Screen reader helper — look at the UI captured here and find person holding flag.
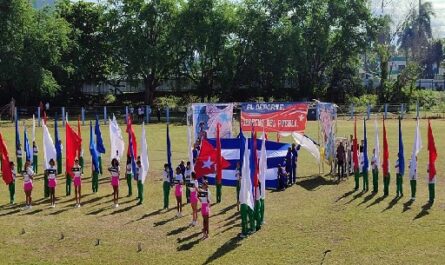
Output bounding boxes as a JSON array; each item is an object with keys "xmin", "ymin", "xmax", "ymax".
[
  {"xmin": 258, "ymin": 132, "xmax": 267, "ymax": 226},
  {"xmin": 215, "ymin": 124, "xmax": 223, "ymax": 203},
  {"xmin": 15, "ymin": 112, "xmax": 23, "ymax": 172},
  {"xmin": 78, "ymin": 117, "xmax": 84, "ymax": 174},
  {"xmin": 164, "ymin": 107, "xmax": 173, "ymax": 209},
  {"xmin": 125, "ymin": 157, "xmax": 133, "ymax": 197},
  {"xmin": 16, "ymin": 144, "xmax": 23, "ymax": 173},
  {"xmin": 408, "ymin": 117, "xmax": 422, "ymax": 201},
  {"xmin": 162, "ymin": 163, "xmax": 171, "ymax": 210},
  {"xmin": 47, "ymin": 159, "xmax": 58, "ymax": 207},
  {"xmin": 24, "ymin": 128, "xmax": 32, "ymax": 174},
  {"xmin": 55, "ymin": 114, "xmax": 63, "ymax": 175},
  {"xmin": 427, "ymin": 120, "xmax": 437, "ymax": 204},
  {"xmin": 0, "ymin": 132, "xmax": 15, "ymax": 204},
  {"xmin": 395, "ymin": 118, "xmax": 405, "ymax": 197},
  {"xmin": 95, "ymin": 116, "xmax": 106, "ymax": 175},
  {"xmin": 9, "ymin": 161, "xmax": 16, "ymax": 204},
  {"xmin": 251, "ymin": 131, "xmax": 261, "ymax": 231},
  {"xmin": 353, "ymin": 118, "xmax": 360, "ymax": 191},
  {"xmin": 382, "ymin": 119, "xmax": 390, "ymax": 196},
  {"xmin": 239, "ymin": 133, "xmax": 254, "ymax": 238},
  {"xmin": 32, "ymin": 141, "xmax": 38, "ymax": 174},
  {"xmin": 136, "ymin": 122, "xmax": 149, "ymax": 205},
  {"xmin": 362, "ymin": 119, "xmax": 369, "ymax": 192},
  {"xmin": 89, "ymin": 121, "xmax": 100, "ymax": 193},
  {"xmin": 371, "ymin": 119, "xmax": 380, "ymax": 193}
]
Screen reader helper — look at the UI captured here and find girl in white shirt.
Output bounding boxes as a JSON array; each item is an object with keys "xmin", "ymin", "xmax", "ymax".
[
  {"xmin": 174, "ymin": 167, "xmax": 184, "ymax": 217},
  {"xmin": 188, "ymin": 172, "xmax": 199, "ymax": 226},
  {"xmin": 46, "ymin": 159, "xmax": 58, "ymax": 208},
  {"xmin": 22, "ymin": 160, "xmax": 35, "ymax": 210},
  {"xmin": 108, "ymin": 158, "xmax": 121, "ymax": 208},
  {"xmin": 199, "ymin": 181, "xmax": 211, "ymax": 240}
]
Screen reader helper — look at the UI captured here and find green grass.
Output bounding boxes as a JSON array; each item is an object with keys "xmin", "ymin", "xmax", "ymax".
[{"xmin": 0, "ymin": 118, "xmax": 444, "ymax": 264}]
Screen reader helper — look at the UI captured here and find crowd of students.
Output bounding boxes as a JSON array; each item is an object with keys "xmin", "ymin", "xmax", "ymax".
[{"xmin": 277, "ymin": 143, "xmax": 301, "ymax": 191}]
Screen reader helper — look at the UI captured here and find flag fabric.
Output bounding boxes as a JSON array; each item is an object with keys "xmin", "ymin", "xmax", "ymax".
[
  {"xmin": 374, "ymin": 119, "xmax": 380, "ymax": 168},
  {"xmin": 259, "ymin": 130, "xmax": 267, "ymax": 199},
  {"xmin": 363, "ymin": 119, "xmax": 369, "ymax": 172},
  {"xmin": 187, "ymin": 126, "xmax": 194, "ymax": 172},
  {"xmin": 95, "ymin": 116, "xmax": 106, "ymax": 154},
  {"xmin": 428, "ymin": 120, "xmax": 437, "ymax": 182},
  {"xmin": 216, "ymin": 124, "xmax": 223, "ymax": 184},
  {"xmin": 66, "ymin": 121, "xmax": 82, "ymax": 178},
  {"xmin": 291, "ymin": 132, "xmax": 320, "ymax": 164},
  {"xmin": 42, "ymin": 123, "xmax": 57, "ymax": 169},
  {"xmin": 55, "ymin": 114, "xmax": 62, "ymax": 160},
  {"xmin": 409, "ymin": 118, "xmax": 422, "ymax": 180},
  {"xmin": 24, "ymin": 128, "xmax": 31, "ymax": 162},
  {"xmin": 89, "ymin": 121, "xmax": 100, "ymax": 173},
  {"xmin": 140, "ymin": 123, "xmax": 149, "ymax": 184},
  {"xmin": 353, "ymin": 118, "xmax": 359, "ymax": 171},
  {"xmin": 194, "ymin": 139, "xmax": 230, "ymax": 178},
  {"xmin": 240, "ymin": 135, "xmax": 254, "ymax": 210},
  {"xmin": 126, "ymin": 117, "xmax": 138, "ymax": 176},
  {"xmin": 382, "ymin": 119, "xmax": 389, "ymax": 176},
  {"xmin": 0, "ymin": 133, "xmax": 13, "ymax": 185},
  {"xmin": 398, "ymin": 118, "xmax": 405, "ymax": 176},
  {"xmin": 109, "ymin": 114, "xmax": 125, "ymax": 161}
]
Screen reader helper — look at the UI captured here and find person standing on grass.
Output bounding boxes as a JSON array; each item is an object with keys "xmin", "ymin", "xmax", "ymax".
[
  {"xmin": 109, "ymin": 158, "xmax": 121, "ymax": 208},
  {"xmin": 174, "ymin": 167, "xmax": 184, "ymax": 217},
  {"xmin": 285, "ymin": 147, "xmax": 292, "ymax": 186},
  {"xmin": 91, "ymin": 158, "xmax": 99, "ymax": 193},
  {"xmin": 16, "ymin": 144, "xmax": 23, "ymax": 172},
  {"xmin": 72, "ymin": 158, "xmax": 82, "ymax": 207},
  {"xmin": 185, "ymin": 161, "xmax": 192, "ymax": 203},
  {"xmin": 395, "ymin": 154, "xmax": 403, "ymax": 197},
  {"xmin": 57, "ymin": 140, "xmax": 63, "ymax": 176},
  {"xmin": 188, "ymin": 172, "xmax": 199, "ymax": 226},
  {"xmin": 136, "ymin": 160, "xmax": 144, "ymax": 205},
  {"xmin": 79, "ymin": 149, "xmax": 84, "ymax": 174},
  {"xmin": 9, "ymin": 162, "xmax": 16, "ymax": 204},
  {"xmin": 254, "ymin": 181, "xmax": 262, "ymax": 231},
  {"xmin": 408, "ymin": 157, "xmax": 417, "ymax": 201},
  {"xmin": 291, "ymin": 143, "xmax": 301, "ymax": 184},
  {"xmin": 236, "ymin": 162, "xmax": 241, "ymax": 211},
  {"xmin": 162, "ymin": 163, "xmax": 171, "ymax": 210},
  {"xmin": 371, "ymin": 148, "xmax": 379, "ymax": 193},
  {"xmin": 199, "ymin": 181, "xmax": 211, "ymax": 240},
  {"xmin": 125, "ymin": 157, "xmax": 133, "ymax": 197},
  {"xmin": 336, "ymin": 142, "xmax": 345, "ymax": 180},
  {"xmin": 22, "ymin": 160, "xmax": 35, "ymax": 210},
  {"xmin": 32, "ymin": 141, "xmax": 38, "ymax": 174},
  {"xmin": 47, "ymin": 159, "xmax": 58, "ymax": 208}
]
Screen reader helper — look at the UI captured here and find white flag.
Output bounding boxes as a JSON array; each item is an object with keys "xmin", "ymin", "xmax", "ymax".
[
  {"xmin": 291, "ymin": 132, "xmax": 320, "ymax": 164},
  {"xmin": 409, "ymin": 118, "xmax": 422, "ymax": 180},
  {"xmin": 43, "ymin": 123, "xmax": 57, "ymax": 169},
  {"xmin": 109, "ymin": 114, "xmax": 125, "ymax": 161},
  {"xmin": 140, "ymin": 123, "xmax": 149, "ymax": 183},
  {"xmin": 32, "ymin": 114, "xmax": 36, "ymax": 142},
  {"xmin": 187, "ymin": 126, "xmax": 194, "ymax": 172},
  {"xmin": 259, "ymin": 135, "xmax": 267, "ymax": 200},
  {"xmin": 240, "ymin": 137, "xmax": 254, "ymax": 210},
  {"xmin": 374, "ymin": 119, "xmax": 380, "ymax": 167}
]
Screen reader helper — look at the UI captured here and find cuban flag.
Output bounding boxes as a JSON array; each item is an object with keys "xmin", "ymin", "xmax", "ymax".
[{"xmin": 206, "ymin": 138, "xmax": 290, "ymax": 189}]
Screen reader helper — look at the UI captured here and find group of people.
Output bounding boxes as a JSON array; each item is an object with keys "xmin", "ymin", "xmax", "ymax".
[{"xmin": 277, "ymin": 143, "xmax": 301, "ymax": 191}]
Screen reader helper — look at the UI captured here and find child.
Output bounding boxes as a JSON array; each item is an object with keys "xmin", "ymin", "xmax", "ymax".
[
  {"xmin": 162, "ymin": 164, "xmax": 171, "ymax": 210},
  {"xmin": 136, "ymin": 160, "xmax": 144, "ymax": 205},
  {"xmin": 91, "ymin": 158, "xmax": 99, "ymax": 193},
  {"xmin": 22, "ymin": 160, "xmax": 35, "ymax": 210},
  {"xmin": 188, "ymin": 172, "xmax": 199, "ymax": 226},
  {"xmin": 108, "ymin": 158, "xmax": 120, "ymax": 208},
  {"xmin": 235, "ymin": 162, "xmax": 241, "ymax": 211},
  {"xmin": 174, "ymin": 167, "xmax": 184, "ymax": 217},
  {"xmin": 199, "ymin": 181, "xmax": 211, "ymax": 240},
  {"xmin": 185, "ymin": 162, "xmax": 192, "ymax": 203},
  {"xmin": 32, "ymin": 141, "xmax": 38, "ymax": 173},
  {"xmin": 17, "ymin": 144, "xmax": 23, "ymax": 172},
  {"xmin": 135, "ymin": 156, "xmax": 141, "ymax": 198},
  {"xmin": 126, "ymin": 157, "xmax": 133, "ymax": 197},
  {"xmin": 9, "ymin": 162, "xmax": 16, "ymax": 204},
  {"xmin": 72, "ymin": 158, "xmax": 82, "ymax": 207},
  {"xmin": 46, "ymin": 159, "xmax": 57, "ymax": 208}
]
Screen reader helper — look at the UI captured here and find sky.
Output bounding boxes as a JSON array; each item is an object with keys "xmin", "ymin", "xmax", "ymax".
[{"xmin": 369, "ymin": 0, "xmax": 445, "ymax": 38}]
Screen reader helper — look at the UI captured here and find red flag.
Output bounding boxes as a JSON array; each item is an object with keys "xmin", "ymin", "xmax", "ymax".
[
  {"xmin": 126, "ymin": 117, "xmax": 137, "ymax": 158},
  {"xmin": 195, "ymin": 139, "xmax": 230, "ymax": 178},
  {"xmin": 428, "ymin": 120, "xmax": 437, "ymax": 182},
  {"xmin": 382, "ymin": 118, "xmax": 389, "ymax": 176},
  {"xmin": 66, "ymin": 121, "xmax": 82, "ymax": 178},
  {"xmin": 77, "ymin": 116, "xmax": 82, "ymax": 156},
  {"xmin": 216, "ymin": 124, "xmax": 222, "ymax": 184},
  {"xmin": 0, "ymin": 133, "xmax": 13, "ymax": 185},
  {"xmin": 353, "ymin": 118, "xmax": 359, "ymax": 170}
]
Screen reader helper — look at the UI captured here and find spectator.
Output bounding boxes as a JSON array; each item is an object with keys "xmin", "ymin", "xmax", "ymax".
[{"xmin": 336, "ymin": 142, "xmax": 346, "ymax": 180}]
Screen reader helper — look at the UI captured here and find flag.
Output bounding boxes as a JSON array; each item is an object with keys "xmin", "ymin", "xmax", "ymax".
[
  {"xmin": 24, "ymin": 127, "xmax": 31, "ymax": 162},
  {"xmin": 89, "ymin": 121, "xmax": 100, "ymax": 173},
  {"xmin": 55, "ymin": 113, "xmax": 62, "ymax": 160},
  {"xmin": 15, "ymin": 112, "xmax": 20, "ymax": 151},
  {"xmin": 140, "ymin": 123, "xmax": 149, "ymax": 183},
  {"xmin": 216, "ymin": 124, "xmax": 223, "ymax": 184},
  {"xmin": 259, "ymin": 130, "xmax": 267, "ymax": 199},
  {"xmin": 382, "ymin": 118, "xmax": 389, "ymax": 176},
  {"xmin": 409, "ymin": 118, "xmax": 422, "ymax": 179},
  {"xmin": 109, "ymin": 114, "xmax": 125, "ymax": 161},
  {"xmin": 374, "ymin": 119, "xmax": 380, "ymax": 168},
  {"xmin": 194, "ymin": 139, "xmax": 230, "ymax": 177},
  {"xmin": 428, "ymin": 120, "xmax": 437, "ymax": 182},
  {"xmin": 398, "ymin": 118, "xmax": 405, "ymax": 176},
  {"xmin": 187, "ymin": 126, "xmax": 194, "ymax": 172},
  {"xmin": 353, "ymin": 118, "xmax": 359, "ymax": 171},
  {"xmin": 0, "ymin": 133, "xmax": 13, "ymax": 185},
  {"xmin": 43, "ymin": 123, "xmax": 56, "ymax": 169},
  {"xmin": 363, "ymin": 119, "xmax": 369, "ymax": 173},
  {"xmin": 32, "ymin": 114, "xmax": 36, "ymax": 142},
  {"xmin": 66, "ymin": 121, "xmax": 82, "ymax": 178},
  {"xmin": 250, "ymin": 130, "xmax": 259, "ymax": 189},
  {"xmin": 95, "ymin": 116, "xmax": 106, "ymax": 154},
  {"xmin": 126, "ymin": 117, "xmax": 138, "ymax": 175},
  {"xmin": 240, "ymin": 135, "xmax": 254, "ymax": 210},
  {"xmin": 291, "ymin": 132, "xmax": 320, "ymax": 164}
]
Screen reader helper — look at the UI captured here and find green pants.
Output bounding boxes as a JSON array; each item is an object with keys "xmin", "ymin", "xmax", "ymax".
[
  {"xmin": 236, "ymin": 184, "xmax": 240, "ymax": 202},
  {"xmin": 186, "ymin": 187, "xmax": 190, "ymax": 203},
  {"xmin": 92, "ymin": 171, "xmax": 99, "ymax": 192},
  {"xmin": 126, "ymin": 174, "xmax": 133, "ymax": 196},
  {"xmin": 248, "ymin": 206, "xmax": 255, "ymax": 233},
  {"xmin": 137, "ymin": 180, "xmax": 143, "ymax": 204},
  {"xmin": 33, "ymin": 155, "xmax": 38, "ymax": 173},
  {"xmin": 354, "ymin": 170, "xmax": 360, "ymax": 190},
  {"xmin": 216, "ymin": 183, "xmax": 222, "ymax": 203},
  {"xmin": 8, "ymin": 180, "xmax": 15, "ymax": 204},
  {"xmin": 428, "ymin": 183, "xmax": 435, "ymax": 203},
  {"xmin": 66, "ymin": 174, "xmax": 72, "ymax": 196},
  {"xmin": 57, "ymin": 157, "xmax": 62, "ymax": 175},
  {"xmin": 254, "ymin": 200, "xmax": 262, "ymax": 230},
  {"xmin": 372, "ymin": 169, "xmax": 378, "ymax": 193},
  {"xmin": 163, "ymin": 181, "xmax": 170, "ymax": 209},
  {"xmin": 98, "ymin": 156, "xmax": 103, "ymax": 175},
  {"xmin": 410, "ymin": 179, "xmax": 416, "ymax": 199},
  {"xmin": 362, "ymin": 171, "xmax": 369, "ymax": 191},
  {"xmin": 17, "ymin": 157, "xmax": 23, "ymax": 173},
  {"xmin": 260, "ymin": 198, "xmax": 264, "ymax": 225},
  {"xmin": 44, "ymin": 173, "xmax": 49, "ymax": 198},
  {"xmin": 383, "ymin": 175, "xmax": 390, "ymax": 196},
  {"xmin": 240, "ymin": 204, "xmax": 249, "ymax": 236},
  {"xmin": 79, "ymin": 156, "xmax": 84, "ymax": 174},
  {"xmin": 396, "ymin": 174, "xmax": 403, "ymax": 197}
]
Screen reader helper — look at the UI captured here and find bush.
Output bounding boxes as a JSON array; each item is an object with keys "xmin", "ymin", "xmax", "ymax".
[{"xmin": 345, "ymin": 94, "xmax": 378, "ymax": 111}]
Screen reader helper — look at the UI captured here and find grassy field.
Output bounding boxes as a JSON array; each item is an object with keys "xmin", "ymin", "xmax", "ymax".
[{"xmin": 0, "ymin": 118, "xmax": 444, "ymax": 264}]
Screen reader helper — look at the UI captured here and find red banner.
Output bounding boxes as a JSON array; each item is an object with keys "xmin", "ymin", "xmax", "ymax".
[{"xmin": 241, "ymin": 103, "xmax": 309, "ymax": 133}]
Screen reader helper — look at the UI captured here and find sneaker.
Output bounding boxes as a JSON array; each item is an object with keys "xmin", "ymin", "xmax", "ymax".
[
  {"xmin": 411, "ymin": 197, "xmax": 416, "ymax": 201},
  {"xmin": 115, "ymin": 203, "xmax": 119, "ymax": 208},
  {"xmin": 50, "ymin": 204, "xmax": 55, "ymax": 208},
  {"xmin": 176, "ymin": 211, "xmax": 180, "ymax": 217},
  {"xmin": 28, "ymin": 205, "xmax": 32, "ymax": 210},
  {"xmin": 239, "ymin": 233, "xmax": 247, "ymax": 239}
]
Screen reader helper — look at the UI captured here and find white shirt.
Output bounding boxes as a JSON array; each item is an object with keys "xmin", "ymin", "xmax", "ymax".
[
  {"xmin": 23, "ymin": 167, "xmax": 34, "ymax": 183},
  {"xmin": 136, "ymin": 166, "xmax": 142, "ymax": 181},
  {"xmin": 47, "ymin": 166, "xmax": 57, "ymax": 180},
  {"xmin": 12, "ymin": 168, "xmax": 16, "ymax": 180},
  {"xmin": 236, "ymin": 169, "xmax": 241, "ymax": 181},
  {"xmin": 175, "ymin": 174, "xmax": 183, "ymax": 184},
  {"xmin": 33, "ymin": 146, "xmax": 38, "ymax": 154},
  {"xmin": 163, "ymin": 170, "xmax": 170, "ymax": 182},
  {"xmin": 109, "ymin": 166, "xmax": 120, "ymax": 178},
  {"xmin": 188, "ymin": 179, "xmax": 198, "ymax": 192},
  {"xmin": 395, "ymin": 159, "xmax": 400, "ymax": 175},
  {"xmin": 72, "ymin": 166, "xmax": 81, "ymax": 178},
  {"xmin": 17, "ymin": 149, "xmax": 22, "ymax": 158},
  {"xmin": 126, "ymin": 164, "xmax": 132, "ymax": 175},
  {"xmin": 371, "ymin": 155, "xmax": 378, "ymax": 170},
  {"xmin": 199, "ymin": 190, "xmax": 211, "ymax": 204}
]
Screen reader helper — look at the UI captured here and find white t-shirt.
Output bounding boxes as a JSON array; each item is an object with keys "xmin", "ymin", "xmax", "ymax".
[
  {"xmin": 126, "ymin": 164, "xmax": 132, "ymax": 175},
  {"xmin": 188, "ymin": 179, "xmax": 198, "ymax": 192},
  {"xmin": 371, "ymin": 155, "xmax": 378, "ymax": 170},
  {"xmin": 23, "ymin": 167, "xmax": 34, "ymax": 183},
  {"xmin": 199, "ymin": 190, "xmax": 211, "ymax": 204},
  {"xmin": 47, "ymin": 166, "xmax": 57, "ymax": 180},
  {"xmin": 109, "ymin": 166, "xmax": 120, "ymax": 178},
  {"xmin": 163, "ymin": 170, "xmax": 170, "ymax": 182},
  {"xmin": 395, "ymin": 159, "xmax": 400, "ymax": 175},
  {"xmin": 72, "ymin": 166, "xmax": 81, "ymax": 178},
  {"xmin": 175, "ymin": 174, "xmax": 183, "ymax": 184}
]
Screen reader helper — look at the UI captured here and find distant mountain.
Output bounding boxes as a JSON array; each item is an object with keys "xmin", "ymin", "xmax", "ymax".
[{"xmin": 32, "ymin": 0, "xmax": 55, "ymax": 9}]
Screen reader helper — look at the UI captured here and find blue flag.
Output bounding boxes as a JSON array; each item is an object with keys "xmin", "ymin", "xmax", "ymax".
[
  {"xmin": 398, "ymin": 118, "xmax": 405, "ymax": 176},
  {"xmin": 238, "ymin": 129, "xmax": 245, "ymax": 168},
  {"xmin": 95, "ymin": 116, "xmax": 106, "ymax": 154},
  {"xmin": 166, "ymin": 107, "xmax": 173, "ymax": 179},
  {"xmin": 24, "ymin": 128, "xmax": 31, "ymax": 162},
  {"xmin": 55, "ymin": 113, "xmax": 62, "ymax": 159},
  {"xmin": 89, "ymin": 121, "xmax": 100, "ymax": 173},
  {"xmin": 363, "ymin": 118, "xmax": 369, "ymax": 172}
]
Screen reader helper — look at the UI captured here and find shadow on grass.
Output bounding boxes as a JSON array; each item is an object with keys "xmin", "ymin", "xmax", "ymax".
[
  {"xmin": 402, "ymin": 199, "xmax": 414, "ymax": 213},
  {"xmin": 177, "ymin": 232, "xmax": 201, "ymax": 244},
  {"xmin": 366, "ymin": 195, "xmax": 387, "ymax": 208},
  {"xmin": 357, "ymin": 192, "xmax": 377, "ymax": 206},
  {"xmin": 177, "ymin": 237, "xmax": 201, "ymax": 251},
  {"xmin": 299, "ymin": 175, "xmax": 337, "ymax": 191},
  {"xmin": 167, "ymin": 226, "xmax": 190, "ymax": 236},
  {"xmin": 335, "ymin": 190, "xmax": 356, "ymax": 202},
  {"xmin": 153, "ymin": 216, "xmax": 177, "ymax": 227},
  {"xmin": 129, "ymin": 208, "xmax": 176, "ymax": 224},
  {"xmin": 110, "ymin": 203, "xmax": 139, "ymax": 215},
  {"xmin": 22, "ymin": 209, "xmax": 43, "ymax": 215},
  {"xmin": 413, "ymin": 202, "xmax": 433, "ymax": 220},
  {"xmin": 217, "ymin": 224, "xmax": 241, "ymax": 235},
  {"xmin": 213, "ymin": 204, "xmax": 237, "ymax": 218},
  {"xmin": 381, "ymin": 196, "xmax": 402, "ymax": 212},
  {"xmin": 203, "ymin": 236, "xmax": 242, "ymax": 265},
  {"xmin": 344, "ymin": 191, "xmax": 365, "ymax": 205},
  {"xmin": 87, "ymin": 207, "xmax": 109, "ymax": 215},
  {"xmin": 0, "ymin": 209, "xmax": 21, "ymax": 217}
]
